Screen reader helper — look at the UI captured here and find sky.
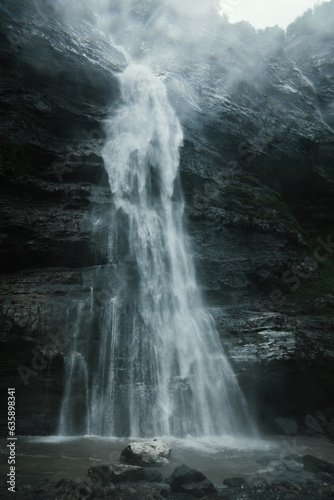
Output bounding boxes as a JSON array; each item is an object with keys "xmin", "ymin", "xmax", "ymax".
[{"xmin": 218, "ymin": 0, "xmax": 325, "ymax": 29}]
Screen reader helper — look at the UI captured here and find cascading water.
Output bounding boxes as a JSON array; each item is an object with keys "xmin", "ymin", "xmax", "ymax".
[
  {"xmin": 58, "ymin": 303, "xmax": 91, "ymax": 436},
  {"xmin": 59, "ymin": 63, "xmax": 254, "ymax": 438}
]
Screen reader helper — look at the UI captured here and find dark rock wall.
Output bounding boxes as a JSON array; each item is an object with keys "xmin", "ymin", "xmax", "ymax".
[
  {"xmin": 0, "ymin": 0, "xmax": 124, "ymax": 434},
  {"xmin": 1, "ymin": 0, "xmax": 334, "ymax": 435}
]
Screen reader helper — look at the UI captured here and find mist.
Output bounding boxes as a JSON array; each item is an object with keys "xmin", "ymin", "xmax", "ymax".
[{"xmin": 21, "ymin": 0, "xmax": 333, "ymax": 141}]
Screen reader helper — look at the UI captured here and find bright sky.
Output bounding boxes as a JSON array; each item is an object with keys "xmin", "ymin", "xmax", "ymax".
[{"xmin": 218, "ymin": 0, "xmax": 325, "ymax": 29}]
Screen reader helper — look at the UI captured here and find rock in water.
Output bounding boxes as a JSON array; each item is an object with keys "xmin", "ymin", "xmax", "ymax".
[
  {"xmin": 302, "ymin": 455, "xmax": 334, "ymax": 475},
  {"xmin": 169, "ymin": 464, "xmax": 217, "ymax": 498},
  {"xmin": 87, "ymin": 464, "xmax": 144, "ymax": 485},
  {"xmin": 304, "ymin": 414, "xmax": 326, "ymax": 435},
  {"xmin": 55, "ymin": 478, "xmax": 77, "ymax": 491},
  {"xmin": 143, "ymin": 469, "xmax": 164, "ymax": 483},
  {"xmin": 223, "ymin": 477, "xmax": 247, "ymax": 488},
  {"xmin": 120, "ymin": 439, "xmax": 171, "ymax": 466}
]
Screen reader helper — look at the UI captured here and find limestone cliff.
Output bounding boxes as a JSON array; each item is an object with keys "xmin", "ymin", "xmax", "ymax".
[{"xmin": 0, "ymin": 0, "xmax": 334, "ymax": 435}]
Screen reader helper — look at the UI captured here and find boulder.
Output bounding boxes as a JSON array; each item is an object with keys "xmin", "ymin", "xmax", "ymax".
[
  {"xmin": 143, "ymin": 469, "xmax": 164, "ymax": 483},
  {"xmin": 55, "ymin": 478, "xmax": 76, "ymax": 491},
  {"xmin": 169, "ymin": 464, "xmax": 217, "ymax": 498},
  {"xmin": 120, "ymin": 439, "xmax": 171, "ymax": 466},
  {"xmin": 87, "ymin": 464, "xmax": 145, "ymax": 485},
  {"xmin": 283, "ymin": 459, "xmax": 304, "ymax": 472},
  {"xmin": 274, "ymin": 417, "xmax": 298, "ymax": 435},
  {"xmin": 315, "ymin": 410, "xmax": 328, "ymax": 428},
  {"xmin": 304, "ymin": 414, "xmax": 326, "ymax": 435},
  {"xmin": 223, "ymin": 477, "xmax": 247, "ymax": 488},
  {"xmin": 272, "ymin": 480, "xmax": 302, "ymax": 492},
  {"xmin": 303, "ymin": 455, "xmax": 334, "ymax": 475}
]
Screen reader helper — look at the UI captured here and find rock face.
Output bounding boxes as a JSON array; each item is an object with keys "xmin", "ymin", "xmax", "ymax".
[
  {"xmin": 0, "ymin": 0, "xmax": 334, "ymax": 435},
  {"xmin": 120, "ymin": 440, "xmax": 171, "ymax": 467}
]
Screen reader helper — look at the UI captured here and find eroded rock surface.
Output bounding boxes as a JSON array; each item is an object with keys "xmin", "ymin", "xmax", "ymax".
[{"xmin": 0, "ymin": 0, "xmax": 334, "ymax": 435}]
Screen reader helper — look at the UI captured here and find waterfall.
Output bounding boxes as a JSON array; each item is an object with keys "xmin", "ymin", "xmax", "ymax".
[
  {"xmin": 59, "ymin": 64, "xmax": 253, "ymax": 438},
  {"xmin": 58, "ymin": 303, "xmax": 91, "ymax": 436}
]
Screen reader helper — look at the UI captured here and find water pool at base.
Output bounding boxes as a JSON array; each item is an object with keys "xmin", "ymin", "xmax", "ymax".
[{"xmin": 1, "ymin": 435, "xmax": 333, "ymax": 490}]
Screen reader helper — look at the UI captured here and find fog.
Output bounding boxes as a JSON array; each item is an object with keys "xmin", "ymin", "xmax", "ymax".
[
  {"xmin": 218, "ymin": 0, "xmax": 328, "ymax": 30},
  {"xmin": 36, "ymin": 0, "xmax": 334, "ymax": 77},
  {"xmin": 27, "ymin": 0, "xmax": 334, "ymax": 131}
]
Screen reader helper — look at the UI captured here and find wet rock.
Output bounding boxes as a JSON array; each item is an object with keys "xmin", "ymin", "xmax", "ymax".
[
  {"xmin": 114, "ymin": 482, "xmax": 168, "ymax": 499},
  {"xmin": 33, "ymin": 485, "xmax": 49, "ymax": 493},
  {"xmin": 120, "ymin": 439, "xmax": 171, "ymax": 466},
  {"xmin": 169, "ymin": 464, "xmax": 217, "ymax": 498},
  {"xmin": 272, "ymin": 480, "xmax": 302, "ymax": 492},
  {"xmin": 247, "ymin": 476, "xmax": 269, "ymax": 492},
  {"xmin": 143, "ymin": 469, "xmax": 164, "ymax": 483},
  {"xmin": 328, "ymin": 419, "xmax": 334, "ymax": 440},
  {"xmin": 304, "ymin": 414, "xmax": 326, "ymax": 435},
  {"xmin": 274, "ymin": 417, "xmax": 298, "ymax": 435},
  {"xmin": 319, "ymin": 472, "xmax": 334, "ymax": 484},
  {"xmin": 101, "ymin": 482, "xmax": 117, "ymax": 496},
  {"xmin": 55, "ymin": 477, "xmax": 76, "ymax": 491},
  {"xmin": 87, "ymin": 464, "xmax": 145, "ymax": 485},
  {"xmin": 257, "ymin": 457, "xmax": 286, "ymax": 472},
  {"xmin": 223, "ymin": 477, "xmax": 247, "ymax": 488},
  {"xmin": 202, "ymin": 496, "xmax": 225, "ymax": 500},
  {"xmin": 1, "ymin": 0, "xmax": 334, "ymax": 438},
  {"xmin": 315, "ymin": 410, "xmax": 328, "ymax": 428},
  {"xmin": 302, "ymin": 455, "xmax": 334, "ymax": 475},
  {"xmin": 283, "ymin": 459, "xmax": 304, "ymax": 473}
]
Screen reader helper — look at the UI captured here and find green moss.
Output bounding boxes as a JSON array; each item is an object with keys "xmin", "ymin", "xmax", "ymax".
[
  {"xmin": 225, "ymin": 183, "xmax": 303, "ymax": 233},
  {"xmin": 225, "ymin": 184, "xmax": 255, "ymax": 202},
  {"xmin": 239, "ymin": 175, "xmax": 261, "ymax": 187},
  {"xmin": 293, "ymin": 260, "xmax": 334, "ymax": 299},
  {"xmin": 235, "ymin": 208, "xmax": 261, "ymax": 218}
]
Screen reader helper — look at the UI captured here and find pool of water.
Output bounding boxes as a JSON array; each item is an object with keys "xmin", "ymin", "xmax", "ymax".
[{"xmin": 1, "ymin": 434, "xmax": 333, "ymax": 490}]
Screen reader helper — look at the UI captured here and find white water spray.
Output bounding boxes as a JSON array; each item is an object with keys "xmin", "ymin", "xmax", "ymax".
[{"xmin": 68, "ymin": 64, "xmax": 252, "ymax": 437}]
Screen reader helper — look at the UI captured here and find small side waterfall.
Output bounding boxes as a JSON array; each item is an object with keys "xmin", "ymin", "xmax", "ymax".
[
  {"xmin": 90, "ymin": 297, "xmax": 119, "ymax": 435},
  {"xmin": 58, "ymin": 303, "xmax": 90, "ymax": 436},
  {"xmin": 59, "ymin": 64, "xmax": 253, "ymax": 438}
]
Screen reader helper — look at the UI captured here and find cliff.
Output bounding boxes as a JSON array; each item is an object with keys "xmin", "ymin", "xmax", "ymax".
[{"xmin": 0, "ymin": 0, "xmax": 334, "ymax": 436}]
